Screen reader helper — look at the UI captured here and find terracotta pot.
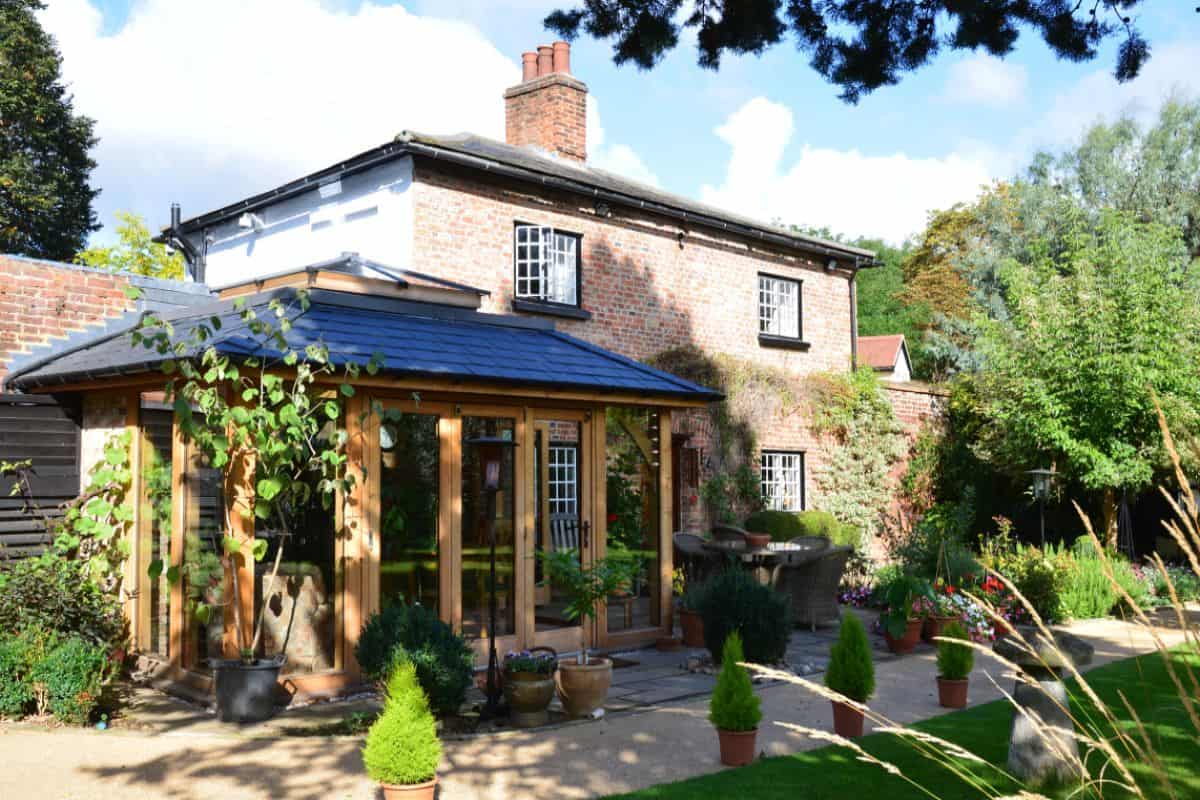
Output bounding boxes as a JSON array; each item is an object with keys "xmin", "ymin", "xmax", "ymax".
[
  {"xmin": 716, "ymin": 727, "xmax": 758, "ymax": 766},
  {"xmin": 503, "ymin": 671, "xmax": 556, "ymax": 728},
  {"xmin": 380, "ymin": 778, "xmax": 437, "ymax": 800},
  {"xmin": 555, "ymin": 657, "xmax": 612, "ymax": 718},
  {"xmin": 936, "ymin": 676, "xmax": 969, "ymax": 709},
  {"xmin": 656, "ymin": 636, "xmax": 683, "ymax": 652},
  {"xmin": 883, "ymin": 618, "xmax": 923, "ymax": 654},
  {"xmin": 745, "ymin": 532, "xmax": 771, "ymax": 550},
  {"xmin": 679, "ymin": 608, "xmax": 705, "ymax": 648},
  {"xmin": 831, "ymin": 700, "xmax": 865, "ymax": 738},
  {"xmin": 921, "ymin": 614, "xmax": 957, "ymax": 643}
]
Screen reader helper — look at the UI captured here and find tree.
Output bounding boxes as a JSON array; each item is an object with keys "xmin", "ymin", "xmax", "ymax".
[
  {"xmin": 546, "ymin": 0, "xmax": 1159, "ymax": 102},
  {"xmin": 852, "ymin": 237, "xmax": 936, "ymax": 381},
  {"xmin": 0, "ymin": 0, "xmax": 99, "ymax": 260},
  {"xmin": 77, "ymin": 212, "xmax": 186, "ymax": 280},
  {"xmin": 974, "ymin": 212, "xmax": 1200, "ymax": 541}
]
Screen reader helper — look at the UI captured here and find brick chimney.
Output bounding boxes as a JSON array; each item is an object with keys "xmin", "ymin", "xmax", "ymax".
[{"xmin": 504, "ymin": 41, "xmax": 588, "ymax": 162}]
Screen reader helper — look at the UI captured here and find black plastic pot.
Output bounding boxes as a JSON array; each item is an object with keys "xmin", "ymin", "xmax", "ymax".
[{"xmin": 212, "ymin": 657, "xmax": 283, "ymax": 723}]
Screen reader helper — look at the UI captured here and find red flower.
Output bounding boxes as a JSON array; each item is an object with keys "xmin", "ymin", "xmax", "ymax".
[{"xmin": 607, "ymin": 512, "xmax": 618, "ymax": 524}]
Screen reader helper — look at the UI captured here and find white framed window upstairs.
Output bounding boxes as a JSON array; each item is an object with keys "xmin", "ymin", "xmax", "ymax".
[
  {"xmin": 758, "ymin": 273, "xmax": 801, "ymax": 340},
  {"xmin": 514, "ymin": 223, "xmax": 581, "ymax": 307},
  {"xmin": 760, "ymin": 450, "xmax": 805, "ymax": 512}
]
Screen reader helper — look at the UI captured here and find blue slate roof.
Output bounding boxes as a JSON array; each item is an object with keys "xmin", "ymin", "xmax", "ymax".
[{"xmin": 4, "ymin": 288, "xmax": 720, "ymax": 402}]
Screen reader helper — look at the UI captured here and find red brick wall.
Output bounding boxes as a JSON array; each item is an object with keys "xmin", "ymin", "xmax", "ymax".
[
  {"xmin": 886, "ymin": 381, "xmax": 947, "ymax": 435},
  {"xmin": 0, "ymin": 256, "xmax": 134, "ymax": 385},
  {"xmin": 411, "ymin": 162, "xmax": 857, "ymax": 524},
  {"xmin": 504, "ymin": 73, "xmax": 588, "ymax": 162}
]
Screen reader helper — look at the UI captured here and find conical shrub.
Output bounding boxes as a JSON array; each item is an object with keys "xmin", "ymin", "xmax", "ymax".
[
  {"xmin": 362, "ymin": 660, "xmax": 442, "ymax": 786},
  {"xmin": 709, "ymin": 631, "xmax": 762, "ymax": 732},
  {"xmin": 826, "ymin": 613, "xmax": 875, "ymax": 702}
]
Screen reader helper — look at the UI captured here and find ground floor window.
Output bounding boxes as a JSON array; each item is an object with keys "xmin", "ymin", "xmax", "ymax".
[
  {"xmin": 379, "ymin": 412, "xmax": 440, "ymax": 612},
  {"xmin": 760, "ymin": 450, "xmax": 805, "ymax": 512}
]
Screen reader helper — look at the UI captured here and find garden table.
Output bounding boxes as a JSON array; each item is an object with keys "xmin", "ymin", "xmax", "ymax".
[{"xmin": 701, "ymin": 539, "xmax": 826, "ymax": 583}]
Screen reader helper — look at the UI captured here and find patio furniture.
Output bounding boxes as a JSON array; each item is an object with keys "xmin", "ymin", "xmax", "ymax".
[
  {"xmin": 787, "ymin": 535, "xmax": 831, "ymax": 555},
  {"xmin": 712, "ymin": 523, "xmax": 750, "ymax": 544},
  {"xmin": 673, "ymin": 532, "xmax": 720, "ymax": 583},
  {"xmin": 770, "ymin": 545, "xmax": 852, "ymax": 631}
]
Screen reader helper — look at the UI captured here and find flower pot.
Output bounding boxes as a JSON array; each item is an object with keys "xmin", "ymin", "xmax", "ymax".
[
  {"xmin": 745, "ymin": 532, "xmax": 771, "ymax": 550},
  {"xmin": 503, "ymin": 671, "xmax": 556, "ymax": 728},
  {"xmin": 212, "ymin": 657, "xmax": 283, "ymax": 723},
  {"xmin": 716, "ymin": 727, "xmax": 758, "ymax": 766},
  {"xmin": 922, "ymin": 614, "xmax": 957, "ymax": 643},
  {"xmin": 883, "ymin": 618, "xmax": 923, "ymax": 654},
  {"xmin": 380, "ymin": 778, "xmax": 437, "ymax": 800},
  {"xmin": 831, "ymin": 700, "xmax": 865, "ymax": 738},
  {"xmin": 555, "ymin": 657, "xmax": 612, "ymax": 719},
  {"xmin": 936, "ymin": 676, "xmax": 969, "ymax": 709},
  {"xmin": 679, "ymin": 608, "xmax": 705, "ymax": 648}
]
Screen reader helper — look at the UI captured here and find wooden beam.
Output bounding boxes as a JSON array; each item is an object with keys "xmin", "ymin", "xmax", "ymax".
[
  {"xmin": 591, "ymin": 406, "xmax": 607, "ymax": 647},
  {"xmin": 341, "ymin": 394, "xmax": 368, "ymax": 676},
  {"xmin": 658, "ymin": 408, "xmax": 674, "ymax": 636},
  {"xmin": 124, "ymin": 391, "xmax": 143, "ymax": 649},
  {"xmin": 168, "ymin": 418, "xmax": 187, "ymax": 669}
]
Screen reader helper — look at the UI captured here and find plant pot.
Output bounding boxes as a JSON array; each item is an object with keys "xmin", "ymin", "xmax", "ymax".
[
  {"xmin": 922, "ymin": 614, "xmax": 957, "ymax": 643},
  {"xmin": 656, "ymin": 636, "xmax": 683, "ymax": 652},
  {"xmin": 380, "ymin": 778, "xmax": 437, "ymax": 800},
  {"xmin": 679, "ymin": 608, "xmax": 705, "ymax": 648},
  {"xmin": 745, "ymin": 532, "xmax": 771, "ymax": 550},
  {"xmin": 936, "ymin": 676, "xmax": 969, "ymax": 709},
  {"xmin": 212, "ymin": 657, "xmax": 283, "ymax": 723},
  {"xmin": 503, "ymin": 671, "xmax": 556, "ymax": 728},
  {"xmin": 716, "ymin": 727, "xmax": 758, "ymax": 766},
  {"xmin": 831, "ymin": 700, "xmax": 865, "ymax": 738},
  {"xmin": 555, "ymin": 657, "xmax": 612, "ymax": 719},
  {"xmin": 883, "ymin": 618, "xmax": 923, "ymax": 654}
]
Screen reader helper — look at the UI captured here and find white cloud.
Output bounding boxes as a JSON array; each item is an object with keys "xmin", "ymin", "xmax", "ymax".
[
  {"xmin": 587, "ymin": 97, "xmax": 661, "ymax": 187},
  {"xmin": 38, "ymin": 0, "xmax": 654, "ymax": 241},
  {"xmin": 699, "ymin": 98, "xmax": 992, "ymax": 244},
  {"xmin": 941, "ymin": 54, "xmax": 1028, "ymax": 109}
]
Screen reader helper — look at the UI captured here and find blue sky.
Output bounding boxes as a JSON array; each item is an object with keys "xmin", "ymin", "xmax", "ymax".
[{"xmin": 46, "ymin": 1, "xmax": 1200, "ymax": 245}]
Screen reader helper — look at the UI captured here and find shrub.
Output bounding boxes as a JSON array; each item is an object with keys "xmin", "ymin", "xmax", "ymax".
[
  {"xmin": 32, "ymin": 635, "xmax": 111, "ymax": 724},
  {"xmin": 0, "ymin": 554, "xmax": 126, "ymax": 648},
  {"xmin": 678, "ymin": 577, "xmax": 709, "ymax": 613},
  {"xmin": 1110, "ymin": 558, "xmax": 1150, "ymax": 613},
  {"xmin": 744, "ymin": 509, "xmax": 862, "ymax": 549},
  {"xmin": 709, "ymin": 631, "xmax": 761, "ymax": 732},
  {"xmin": 1002, "ymin": 545, "xmax": 1068, "ymax": 622},
  {"xmin": 362, "ymin": 661, "xmax": 442, "ymax": 786},
  {"xmin": 355, "ymin": 600, "xmax": 473, "ymax": 716},
  {"xmin": 1059, "ymin": 553, "xmax": 1116, "ymax": 619},
  {"xmin": 697, "ymin": 568, "xmax": 791, "ymax": 664},
  {"xmin": 826, "ymin": 613, "xmax": 874, "ymax": 702},
  {"xmin": 0, "ymin": 626, "xmax": 50, "ymax": 718},
  {"xmin": 935, "ymin": 621, "xmax": 973, "ymax": 681},
  {"xmin": 893, "ymin": 493, "xmax": 977, "ymax": 582}
]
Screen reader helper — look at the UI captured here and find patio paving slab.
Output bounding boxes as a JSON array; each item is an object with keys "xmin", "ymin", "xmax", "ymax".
[{"xmin": 0, "ymin": 612, "xmax": 1191, "ymax": 800}]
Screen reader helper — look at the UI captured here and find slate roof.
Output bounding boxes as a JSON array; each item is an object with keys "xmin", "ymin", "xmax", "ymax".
[
  {"xmin": 4, "ymin": 288, "xmax": 721, "ymax": 402},
  {"xmin": 171, "ymin": 132, "xmax": 875, "ymax": 265}
]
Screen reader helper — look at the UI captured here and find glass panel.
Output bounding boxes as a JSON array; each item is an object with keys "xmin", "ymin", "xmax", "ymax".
[
  {"xmin": 139, "ymin": 397, "xmax": 173, "ymax": 658},
  {"xmin": 758, "ymin": 275, "xmax": 800, "ymax": 338},
  {"xmin": 534, "ymin": 419, "xmax": 582, "ymax": 633},
  {"xmin": 606, "ymin": 409, "xmax": 662, "ymax": 633},
  {"xmin": 461, "ymin": 416, "xmax": 516, "ymax": 640},
  {"xmin": 761, "ymin": 451, "xmax": 805, "ymax": 512},
  {"xmin": 549, "ymin": 233, "xmax": 578, "ymax": 305},
  {"xmin": 379, "ymin": 413, "xmax": 441, "ymax": 611},
  {"xmin": 183, "ymin": 440, "xmax": 225, "ymax": 670},
  {"xmin": 255, "ymin": 418, "xmax": 338, "ymax": 675}
]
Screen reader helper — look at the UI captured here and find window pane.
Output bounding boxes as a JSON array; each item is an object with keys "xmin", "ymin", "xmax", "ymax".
[
  {"xmin": 535, "ymin": 419, "xmax": 582, "ymax": 633},
  {"xmin": 606, "ymin": 409, "xmax": 661, "ymax": 633},
  {"xmin": 549, "ymin": 233, "xmax": 578, "ymax": 305},
  {"xmin": 380, "ymin": 413, "xmax": 440, "ymax": 612},
  {"xmin": 761, "ymin": 451, "xmax": 804, "ymax": 512},
  {"xmin": 514, "ymin": 225, "xmax": 549, "ymax": 300},
  {"xmin": 183, "ymin": 439, "xmax": 224, "ymax": 671},
  {"xmin": 139, "ymin": 396, "xmax": 173, "ymax": 658},
  {"xmin": 461, "ymin": 416, "xmax": 517, "ymax": 639},
  {"xmin": 758, "ymin": 276, "xmax": 800, "ymax": 339}
]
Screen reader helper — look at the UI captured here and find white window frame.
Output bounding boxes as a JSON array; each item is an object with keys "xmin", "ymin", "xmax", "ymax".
[
  {"xmin": 758, "ymin": 273, "xmax": 801, "ymax": 339},
  {"xmin": 760, "ymin": 450, "xmax": 805, "ymax": 512},
  {"xmin": 548, "ymin": 444, "xmax": 579, "ymax": 517},
  {"xmin": 514, "ymin": 224, "xmax": 580, "ymax": 306}
]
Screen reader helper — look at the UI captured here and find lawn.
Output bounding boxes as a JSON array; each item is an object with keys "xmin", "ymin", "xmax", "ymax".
[{"xmin": 607, "ymin": 649, "xmax": 1200, "ymax": 800}]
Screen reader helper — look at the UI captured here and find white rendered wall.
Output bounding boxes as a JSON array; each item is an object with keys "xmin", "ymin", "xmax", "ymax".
[
  {"xmin": 191, "ymin": 157, "xmax": 415, "ymax": 289},
  {"xmin": 887, "ymin": 348, "xmax": 912, "ymax": 382}
]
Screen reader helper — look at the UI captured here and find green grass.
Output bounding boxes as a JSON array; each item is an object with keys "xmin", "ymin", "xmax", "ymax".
[{"xmin": 607, "ymin": 650, "xmax": 1200, "ymax": 800}]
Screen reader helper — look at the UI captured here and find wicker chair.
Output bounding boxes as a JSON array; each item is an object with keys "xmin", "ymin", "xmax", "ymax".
[
  {"xmin": 770, "ymin": 545, "xmax": 852, "ymax": 632},
  {"xmin": 786, "ymin": 535, "xmax": 831, "ymax": 559},
  {"xmin": 711, "ymin": 524, "xmax": 750, "ymax": 543},
  {"xmin": 674, "ymin": 532, "xmax": 719, "ymax": 584}
]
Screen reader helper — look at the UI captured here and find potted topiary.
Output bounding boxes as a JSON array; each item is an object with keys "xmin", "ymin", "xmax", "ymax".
[
  {"xmin": 363, "ymin": 660, "xmax": 442, "ymax": 799},
  {"xmin": 677, "ymin": 578, "xmax": 708, "ymax": 649},
  {"xmin": 502, "ymin": 648, "xmax": 557, "ymax": 728},
  {"xmin": 880, "ymin": 574, "xmax": 933, "ymax": 655},
  {"xmin": 538, "ymin": 549, "xmax": 636, "ymax": 718},
  {"xmin": 825, "ymin": 612, "xmax": 875, "ymax": 738},
  {"xmin": 709, "ymin": 631, "xmax": 762, "ymax": 766},
  {"xmin": 935, "ymin": 620, "xmax": 973, "ymax": 708}
]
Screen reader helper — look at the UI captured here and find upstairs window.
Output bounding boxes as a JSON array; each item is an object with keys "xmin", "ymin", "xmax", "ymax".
[
  {"xmin": 760, "ymin": 450, "xmax": 805, "ymax": 512},
  {"xmin": 758, "ymin": 273, "xmax": 801, "ymax": 340},
  {"xmin": 514, "ymin": 224, "xmax": 581, "ymax": 307}
]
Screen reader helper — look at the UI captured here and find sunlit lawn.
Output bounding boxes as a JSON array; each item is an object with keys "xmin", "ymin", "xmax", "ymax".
[{"xmin": 607, "ymin": 649, "xmax": 1200, "ymax": 800}]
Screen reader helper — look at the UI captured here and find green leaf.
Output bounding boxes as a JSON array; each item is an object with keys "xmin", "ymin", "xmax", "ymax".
[
  {"xmin": 221, "ymin": 535, "xmax": 242, "ymax": 555},
  {"xmin": 195, "ymin": 603, "xmax": 212, "ymax": 624},
  {"xmin": 147, "ymin": 559, "xmax": 163, "ymax": 581},
  {"xmin": 325, "ymin": 401, "xmax": 339, "ymax": 420},
  {"xmin": 339, "ymin": 383, "xmax": 356, "ymax": 397},
  {"xmin": 251, "ymin": 539, "xmax": 269, "ymax": 562},
  {"xmin": 256, "ymin": 477, "xmax": 283, "ymax": 501}
]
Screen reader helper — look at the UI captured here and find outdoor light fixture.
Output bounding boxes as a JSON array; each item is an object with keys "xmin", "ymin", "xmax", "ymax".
[
  {"xmin": 466, "ymin": 435, "xmax": 517, "ymax": 720},
  {"xmin": 1027, "ymin": 467, "xmax": 1059, "ymax": 546},
  {"xmin": 237, "ymin": 212, "xmax": 265, "ymax": 233},
  {"xmin": 826, "ymin": 258, "xmax": 839, "ymax": 272}
]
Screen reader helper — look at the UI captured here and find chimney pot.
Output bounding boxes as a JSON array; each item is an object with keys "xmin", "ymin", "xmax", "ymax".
[
  {"xmin": 552, "ymin": 41, "xmax": 570, "ymax": 74},
  {"xmin": 536, "ymin": 45, "xmax": 553, "ymax": 77},
  {"xmin": 521, "ymin": 51, "xmax": 538, "ymax": 81}
]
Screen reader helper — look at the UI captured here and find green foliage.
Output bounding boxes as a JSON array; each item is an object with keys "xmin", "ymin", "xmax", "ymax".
[
  {"xmin": 709, "ymin": 632, "xmax": 761, "ymax": 732},
  {"xmin": 701, "ymin": 465, "xmax": 762, "ymax": 525},
  {"xmin": 31, "ymin": 634, "xmax": 111, "ymax": 724},
  {"xmin": 825, "ymin": 613, "xmax": 875, "ymax": 702},
  {"xmin": 76, "ymin": 211, "xmax": 186, "ymax": 279},
  {"xmin": 0, "ymin": 0, "xmax": 99, "ymax": 260},
  {"xmin": 1058, "ymin": 553, "xmax": 1116, "ymax": 620},
  {"xmin": 539, "ymin": 549, "xmax": 636, "ymax": 626},
  {"xmin": 935, "ymin": 621, "xmax": 974, "ymax": 681},
  {"xmin": 362, "ymin": 661, "xmax": 442, "ymax": 786},
  {"xmin": 0, "ymin": 626, "xmax": 46, "ymax": 717},
  {"xmin": 354, "ymin": 600, "xmax": 473, "ymax": 716},
  {"xmin": 854, "ymin": 237, "xmax": 934, "ymax": 380},
  {"xmin": 743, "ymin": 509, "xmax": 859, "ymax": 548},
  {"xmin": 879, "ymin": 573, "xmax": 934, "ymax": 638},
  {"xmin": 677, "ymin": 575, "xmax": 709, "ymax": 613},
  {"xmin": 893, "ymin": 492, "xmax": 978, "ymax": 583},
  {"xmin": 0, "ymin": 552, "xmax": 126, "ymax": 649},
  {"xmin": 697, "ymin": 569, "xmax": 791, "ymax": 664}
]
